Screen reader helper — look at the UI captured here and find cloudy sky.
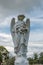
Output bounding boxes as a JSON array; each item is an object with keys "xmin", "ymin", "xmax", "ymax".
[{"xmin": 0, "ymin": 0, "xmax": 43, "ymax": 57}]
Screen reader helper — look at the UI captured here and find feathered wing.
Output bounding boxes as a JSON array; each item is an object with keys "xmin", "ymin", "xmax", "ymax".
[
  {"xmin": 10, "ymin": 18, "xmax": 19, "ymax": 53},
  {"xmin": 24, "ymin": 19, "xmax": 30, "ymax": 46},
  {"xmin": 10, "ymin": 18, "xmax": 15, "ymax": 33},
  {"xmin": 10, "ymin": 18, "xmax": 16, "ymax": 43},
  {"xmin": 26, "ymin": 18, "xmax": 30, "ymax": 33}
]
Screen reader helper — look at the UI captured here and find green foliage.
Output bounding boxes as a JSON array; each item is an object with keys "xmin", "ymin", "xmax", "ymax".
[
  {"xmin": 28, "ymin": 57, "xmax": 34, "ymax": 64},
  {"xmin": 28, "ymin": 52, "xmax": 43, "ymax": 64},
  {"xmin": 0, "ymin": 46, "xmax": 9, "ymax": 64},
  {"xmin": 0, "ymin": 46, "xmax": 9, "ymax": 53},
  {"xmin": 6, "ymin": 57, "xmax": 15, "ymax": 65},
  {"xmin": 34, "ymin": 53, "xmax": 38, "ymax": 60},
  {"xmin": 0, "ymin": 52, "xmax": 2, "ymax": 62},
  {"xmin": 39, "ymin": 52, "xmax": 43, "ymax": 64}
]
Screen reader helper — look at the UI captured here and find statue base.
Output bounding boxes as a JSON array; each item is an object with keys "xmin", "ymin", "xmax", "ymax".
[{"xmin": 14, "ymin": 56, "xmax": 29, "ymax": 65}]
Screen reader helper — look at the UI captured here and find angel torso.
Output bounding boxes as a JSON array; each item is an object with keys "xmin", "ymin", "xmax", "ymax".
[
  {"xmin": 13, "ymin": 20, "xmax": 28, "ymax": 34},
  {"xmin": 11, "ymin": 19, "xmax": 30, "ymax": 56}
]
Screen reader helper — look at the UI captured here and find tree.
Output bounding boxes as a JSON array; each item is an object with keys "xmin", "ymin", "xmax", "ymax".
[
  {"xmin": 28, "ymin": 53, "xmax": 38, "ymax": 64},
  {"xmin": 28, "ymin": 57, "xmax": 34, "ymax": 64},
  {"xmin": 0, "ymin": 52, "xmax": 2, "ymax": 64},
  {"xmin": 0, "ymin": 46, "xmax": 9, "ymax": 53},
  {"xmin": 39, "ymin": 52, "xmax": 43, "ymax": 64},
  {"xmin": 0, "ymin": 46, "xmax": 9, "ymax": 62},
  {"xmin": 34, "ymin": 53, "xmax": 38, "ymax": 60},
  {"xmin": 6, "ymin": 57, "xmax": 15, "ymax": 65}
]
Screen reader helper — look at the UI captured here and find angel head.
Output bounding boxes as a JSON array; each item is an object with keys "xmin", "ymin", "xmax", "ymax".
[{"xmin": 18, "ymin": 14, "xmax": 25, "ymax": 21}]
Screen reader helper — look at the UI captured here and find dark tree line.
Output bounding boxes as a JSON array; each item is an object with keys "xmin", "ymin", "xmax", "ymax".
[
  {"xmin": 28, "ymin": 52, "xmax": 43, "ymax": 64},
  {"xmin": 0, "ymin": 52, "xmax": 2, "ymax": 65}
]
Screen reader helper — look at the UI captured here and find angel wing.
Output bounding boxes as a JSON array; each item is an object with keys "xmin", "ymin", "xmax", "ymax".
[
  {"xmin": 24, "ymin": 18, "xmax": 30, "ymax": 46},
  {"xmin": 26, "ymin": 18, "xmax": 30, "ymax": 32},
  {"xmin": 10, "ymin": 18, "xmax": 15, "ymax": 35}
]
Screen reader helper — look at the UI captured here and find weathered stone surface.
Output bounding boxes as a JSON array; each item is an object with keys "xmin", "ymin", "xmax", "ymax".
[
  {"xmin": 15, "ymin": 56, "xmax": 28, "ymax": 65},
  {"xmin": 11, "ymin": 15, "xmax": 30, "ymax": 65}
]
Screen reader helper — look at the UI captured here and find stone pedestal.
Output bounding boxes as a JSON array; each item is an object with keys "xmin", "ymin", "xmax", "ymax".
[{"xmin": 15, "ymin": 56, "xmax": 29, "ymax": 65}]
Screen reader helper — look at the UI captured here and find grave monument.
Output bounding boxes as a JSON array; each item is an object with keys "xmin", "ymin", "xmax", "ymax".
[{"xmin": 10, "ymin": 15, "xmax": 30, "ymax": 65}]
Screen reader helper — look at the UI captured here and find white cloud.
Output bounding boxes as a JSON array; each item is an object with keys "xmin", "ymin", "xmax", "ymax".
[
  {"xmin": 0, "ymin": 16, "xmax": 12, "ymax": 27},
  {"xmin": 27, "ymin": 42, "xmax": 43, "ymax": 57},
  {"xmin": 5, "ymin": 46, "xmax": 14, "ymax": 52},
  {"xmin": 0, "ymin": 33, "xmax": 13, "ymax": 46},
  {"xmin": 29, "ymin": 31, "xmax": 43, "ymax": 42}
]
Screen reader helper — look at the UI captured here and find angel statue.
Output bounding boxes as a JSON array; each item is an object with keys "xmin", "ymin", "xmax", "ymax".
[{"xmin": 10, "ymin": 15, "xmax": 30, "ymax": 65}]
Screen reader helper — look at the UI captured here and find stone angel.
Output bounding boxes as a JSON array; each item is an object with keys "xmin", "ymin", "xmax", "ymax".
[{"xmin": 10, "ymin": 15, "xmax": 30, "ymax": 57}]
